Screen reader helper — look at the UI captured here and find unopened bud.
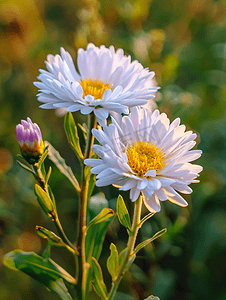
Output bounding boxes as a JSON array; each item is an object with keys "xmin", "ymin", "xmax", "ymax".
[{"xmin": 16, "ymin": 117, "xmax": 44, "ymax": 164}]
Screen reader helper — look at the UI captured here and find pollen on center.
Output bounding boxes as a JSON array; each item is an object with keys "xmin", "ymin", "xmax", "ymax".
[
  {"xmin": 126, "ymin": 141, "xmax": 165, "ymax": 177},
  {"xmin": 80, "ymin": 78, "xmax": 113, "ymax": 100}
]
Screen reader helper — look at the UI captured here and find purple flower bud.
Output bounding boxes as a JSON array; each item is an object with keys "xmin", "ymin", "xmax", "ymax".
[{"xmin": 16, "ymin": 117, "xmax": 44, "ymax": 164}]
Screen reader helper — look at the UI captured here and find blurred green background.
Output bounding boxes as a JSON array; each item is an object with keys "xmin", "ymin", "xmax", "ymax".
[{"xmin": 0, "ymin": 0, "xmax": 226, "ymax": 299}]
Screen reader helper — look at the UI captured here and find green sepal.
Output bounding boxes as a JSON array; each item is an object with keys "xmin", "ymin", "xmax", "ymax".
[
  {"xmin": 91, "ymin": 257, "xmax": 108, "ymax": 300},
  {"xmin": 144, "ymin": 296, "xmax": 160, "ymax": 300},
  {"xmin": 34, "ymin": 184, "xmax": 54, "ymax": 217},
  {"xmin": 36, "ymin": 226, "xmax": 75, "ymax": 254},
  {"xmin": 45, "ymin": 141, "xmax": 80, "ymax": 193},
  {"xmin": 37, "ymin": 145, "xmax": 49, "ymax": 168},
  {"xmin": 64, "ymin": 112, "xmax": 84, "ymax": 161},
  {"xmin": 133, "ymin": 228, "xmax": 167, "ymax": 255},
  {"xmin": 107, "ymin": 243, "xmax": 119, "ymax": 282},
  {"xmin": 117, "ymin": 195, "xmax": 132, "ymax": 233},
  {"xmin": 3, "ymin": 250, "xmax": 76, "ymax": 285},
  {"xmin": 86, "ymin": 208, "xmax": 114, "ymax": 232}
]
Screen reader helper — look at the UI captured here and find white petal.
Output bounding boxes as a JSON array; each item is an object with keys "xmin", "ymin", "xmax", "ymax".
[
  {"xmin": 94, "ymin": 108, "xmax": 109, "ymax": 120},
  {"xmin": 147, "ymin": 178, "xmax": 161, "ymax": 190},
  {"xmin": 137, "ymin": 178, "xmax": 148, "ymax": 190},
  {"xmin": 143, "ymin": 194, "xmax": 161, "ymax": 212},
  {"xmin": 163, "ymin": 186, "xmax": 188, "ymax": 207},
  {"xmin": 144, "ymin": 170, "xmax": 156, "ymax": 177},
  {"xmin": 157, "ymin": 177, "xmax": 175, "ymax": 186},
  {"xmin": 119, "ymin": 179, "xmax": 137, "ymax": 191},
  {"xmin": 155, "ymin": 188, "xmax": 168, "ymax": 201}
]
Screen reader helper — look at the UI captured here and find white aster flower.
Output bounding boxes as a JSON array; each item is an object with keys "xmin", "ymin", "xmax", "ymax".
[
  {"xmin": 34, "ymin": 43, "xmax": 159, "ymax": 122},
  {"xmin": 84, "ymin": 106, "xmax": 203, "ymax": 212}
]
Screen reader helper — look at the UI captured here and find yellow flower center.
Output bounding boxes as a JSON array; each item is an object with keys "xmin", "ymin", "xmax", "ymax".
[
  {"xmin": 80, "ymin": 78, "xmax": 113, "ymax": 100},
  {"xmin": 126, "ymin": 141, "xmax": 165, "ymax": 177}
]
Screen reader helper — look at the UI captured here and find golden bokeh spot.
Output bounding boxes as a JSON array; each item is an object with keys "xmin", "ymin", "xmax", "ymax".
[
  {"xmin": 80, "ymin": 78, "xmax": 113, "ymax": 100},
  {"xmin": 126, "ymin": 141, "xmax": 165, "ymax": 177}
]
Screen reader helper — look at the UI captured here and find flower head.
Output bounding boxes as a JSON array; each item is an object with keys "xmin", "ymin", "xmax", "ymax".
[
  {"xmin": 16, "ymin": 117, "xmax": 44, "ymax": 164},
  {"xmin": 84, "ymin": 107, "xmax": 203, "ymax": 212},
  {"xmin": 34, "ymin": 44, "xmax": 159, "ymax": 122}
]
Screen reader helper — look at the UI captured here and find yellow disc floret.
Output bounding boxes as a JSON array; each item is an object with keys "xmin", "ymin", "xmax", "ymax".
[
  {"xmin": 80, "ymin": 78, "xmax": 113, "ymax": 100},
  {"xmin": 126, "ymin": 141, "xmax": 165, "ymax": 177}
]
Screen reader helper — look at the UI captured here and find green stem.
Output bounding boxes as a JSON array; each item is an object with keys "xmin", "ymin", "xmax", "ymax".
[
  {"xmin": 33, "ymin": 163, "xmax": 78, "ymax": 255},
  {"xmin": 77, "ymin": 113, "xmax": 96, "ymax": 299},
  {"xmin": 108, "ymin": 194, "xmax": 143, "ymax": 300}
]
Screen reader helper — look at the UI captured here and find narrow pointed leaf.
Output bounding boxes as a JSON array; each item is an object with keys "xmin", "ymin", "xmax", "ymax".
[
  {"xmin": 118, "ymin": 248, "xmax": 136, "ymax": 271},
  {"xmin": 134, "ymin": 228, "xmax": 167, "ymax": 255},
  {"xmin": 86, "ymin": 208, "xmax": 114, "ymax": 232},
  {"xmin": 45, "ymin": 141, "xmax": 80, "ymax": 192},
  {"xmin": 16, "ymin": 160, "xmax": 34, "ymax": 175},
  {"xmin": 36, "ymin": 226, "xmax": 75, "ymax": 254},
  {"xmin": 117, "ymin": 195, "xmax": 132, "ymax": 232},
  {"xmin": 84, "ymin": 165, "xmax": 96, "ymax": 200},
  {"xmin": 107, "ymin": 243, "xmax": 119, "ymax": 282},
  {"xmin": 64, "ymin": 112, "xmax": 83, "ymax": 160},
  {"xmin": 77, "ymin": 123, "xmax": 88, "ymax": 140},
  {"xmin": 34, "ymin": 184, "xmax": 54, "ymax": 217},
  {"xmin": 85, "ymin": 194, "xmax": 113, "ymax": 298},
  {"xmin": 46, "ymin": 166, "xmax": 52, "ymax": 184},
  {"xmin": 92, "ymin": 257, "xmax": 108, "ymax": 300},
  {"xmin": 49, "ymin": 279, "xmax": 73, "ymax": 300},
  {"xmin": 139, "ymin": 212, "xmax": 155, "ymax": 227},
  {"xmin": 38, "ymin": 145, "xmax": 49, "ymax": 167},
  {"xmin": 3, "ymin": 250, "xmax": 76, "ymax": 285}
]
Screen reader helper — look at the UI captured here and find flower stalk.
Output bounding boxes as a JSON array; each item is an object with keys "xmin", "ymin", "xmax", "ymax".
[
  {"xmin": 77, "ymin": 113, "xmax": 97, "ymax": 299},
  {"xmin": 108, "ymin": 193, "xmax": 143, "ymax": 300}
]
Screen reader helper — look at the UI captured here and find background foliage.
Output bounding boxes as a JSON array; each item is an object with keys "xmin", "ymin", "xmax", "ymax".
[{"xmin": 1, "ymin": 0, "xmax": 226, "ymax": 299}]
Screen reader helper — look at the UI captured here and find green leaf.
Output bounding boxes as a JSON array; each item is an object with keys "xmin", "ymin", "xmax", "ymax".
[
  {"xmin": 117, "ymin": 195, "xmax": 132, "ymax": 233},
  {"xmin": 47, "ymin": 185, "xmax": 57, "ymax": 211},
  {"xmin": 16, "ymin": 160, "xmax": 34, "ymax": 175},
  {"xmin": 3, "ymin": 250, "xmax": 74, "ymax": 300},
  {"xmin": 34, "ymin": 184, "xmax": 54, "ymax": 217},
  {"xmin": 118, "ymin": 248, "xmax": 136, "ymax": 272},
  {"xmin": 84, "ymin": 165, "xmax": 96, "ymax": 200},
  {"xmin": 3, "ymin": 250, "xmax": 76, "ymax": 285},
  {"xmin": 48, "ymin": 279, "xmax": 73, "ymax": 300},
  {"xmin": 91, "ymin": 257, "xmax": 108, "ymax": 300},
  {"xmin": 107, "ymin": 243, "xmax": 119, "ymax": 282},
  {"xmin": 45, "ymin": 141, "xmax": 80, "ymax": 192},
  {"xmin": 144, "ymin": 296, "xmax": 160, "ymax": 300},
  {"xmin": 86, "ymin": 193, "xmax": 112, "ymax": 260},
  {"xmin": 86, "ymin": 208, "xmax": 114, "ymax": 232},
  {"xmin": 46, "ymin": 166, "xmax": 52, "ymax": 184},
  {"xmin": 64, "ymin": 112, "xmax": 83, "ymax": 161},
  {"xmin": 134, "ymin": 228, "xmax": 167, "ymax": 255},
  {"xmin": 38, "ymin": 145, "xmax": 49, "ymax": 167},
  {"xmin": 77, "ymin": 123, "xmax": 88, "ymax": 140},
  {"xmin": 85, "ymin": 194, "xmax": 113, "ymax": 298},
  {"xmin": 36, "ymin": 226, "xmax": 75, "ymax": 254},
  {"xmin": 139, "ymin": 212, "xmax": 155, "ymax": 227}
]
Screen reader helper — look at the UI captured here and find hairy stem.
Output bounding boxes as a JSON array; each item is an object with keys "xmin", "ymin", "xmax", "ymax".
[{"xmin": 108, "ymin": 194, "xmax": 143, "ymax": 300}]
